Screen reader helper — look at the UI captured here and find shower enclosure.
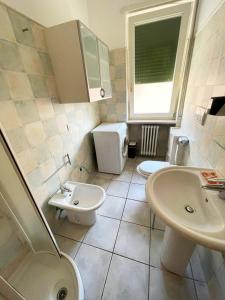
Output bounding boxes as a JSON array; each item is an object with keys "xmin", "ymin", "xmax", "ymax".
[{"xmin": 0, "ymin": 129, "xmax": 83, "ymax": 300}]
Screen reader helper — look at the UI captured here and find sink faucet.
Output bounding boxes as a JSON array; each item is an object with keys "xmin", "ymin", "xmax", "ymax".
[
  {"xmin": 202, "ymin": 178, "xmax": 225, "ymax": 200},
  {"xmin": 60, "ymin": 184, "xmax": 72, "ymax": 194}
]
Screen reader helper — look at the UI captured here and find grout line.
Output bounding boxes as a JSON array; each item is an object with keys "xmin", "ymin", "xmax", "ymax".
[
  {"xmin": 79, "ymin": 240, "xmax": 113, "ymax": 255},
  {"xmin": 192, "ymin": 277, "xmax": 199, "ymax": 300},
  {"xmin": 112, "ymin": 252, "xmax": 150, "ymax": 267},
  {"xmin": 97, "ymin": 212, "xmax": 150, "ymax": 228},
  {"xmin": 55, "ymin": 228, "xmax": 194, "ymax": 280},
  {"xmin": 100, "ymin": 182, "xmax": 130, "ymax": 299}
]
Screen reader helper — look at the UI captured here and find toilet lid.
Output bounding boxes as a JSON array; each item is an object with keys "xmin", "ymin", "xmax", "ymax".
[{"xmin": 137, "ymin": 161, "xmax": 170, "ymax": 177}]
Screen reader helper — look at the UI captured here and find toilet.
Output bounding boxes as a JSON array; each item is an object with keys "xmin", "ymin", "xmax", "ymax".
[
  {"xmin": 48, "ymin": 181, "xmax": 105, "ymax": 226},
  {"xmin": 137, "ymin": 160, "xmax": 170, "ymax": 229},
  {"xmin": 137, "ymin": 160, "xmax": 170, "ymax": 177}
]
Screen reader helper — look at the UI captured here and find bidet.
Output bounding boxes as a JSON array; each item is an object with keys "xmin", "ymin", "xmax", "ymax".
[{"xmin": 49, "ymin": 181, "xmax": 105, "ymax": 225}]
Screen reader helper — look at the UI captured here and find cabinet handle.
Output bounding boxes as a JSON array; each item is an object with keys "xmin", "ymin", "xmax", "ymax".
[{"xmin": 100, "ymin": 88, "xmax": 105, "ymax": 98}]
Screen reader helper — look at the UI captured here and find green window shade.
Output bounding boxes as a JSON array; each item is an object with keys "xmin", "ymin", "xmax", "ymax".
[{"xmin": 135, "ymin": 17, "xmax": 181, "ymax": 84}]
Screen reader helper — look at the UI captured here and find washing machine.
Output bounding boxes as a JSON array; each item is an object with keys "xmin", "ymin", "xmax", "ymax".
[{"xmin": 92, "ymin": 123, "xmax": 128, "ymax": 174}]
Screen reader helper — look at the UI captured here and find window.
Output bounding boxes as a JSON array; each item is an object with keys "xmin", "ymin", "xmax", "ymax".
[{"xmin": 127, "ymin": 1, "xmax": 195, "ymax": 122}]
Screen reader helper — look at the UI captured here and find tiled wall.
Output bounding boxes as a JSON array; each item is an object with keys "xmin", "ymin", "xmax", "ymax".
[
  {"xmin": 178, "ymin": 4, "xmax": 225, "ymax": 176},
  {"xmin": 99, "ymin": 48, "xmax": 126, "ymax": 122},
  {"xmin": 0, "ymin": 3, "xmax": 100, "ymax": 214},
  {"xmin": 176, "ymin": 3, "xmax": 225, "ymax": 297}
]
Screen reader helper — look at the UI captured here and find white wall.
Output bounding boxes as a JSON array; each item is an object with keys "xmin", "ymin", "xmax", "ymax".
[
  {"xmin": 1, "ymin": 0, "xmax": 89, "ymax": 27},
  {"xmin": 195, "ymin": 0, "xmax": 225, "ymax": 34},
  {"xmin": 87, "ymin": 0, "xmax": 173, "ymax": 49},
  {"xmin": 87, "ymin": 0, "xmax": 225, "ymax": 49}
]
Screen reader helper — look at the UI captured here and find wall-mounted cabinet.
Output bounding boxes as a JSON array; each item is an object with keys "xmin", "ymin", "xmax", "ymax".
[{"xmin": 45, "ymin": 20, "xmax": 112, "ymax": 103}]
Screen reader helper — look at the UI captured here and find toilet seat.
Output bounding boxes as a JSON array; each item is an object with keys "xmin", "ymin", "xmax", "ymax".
[{"xmin": 137, "ymin": 160, "xmax": 170, "ymax": 177}]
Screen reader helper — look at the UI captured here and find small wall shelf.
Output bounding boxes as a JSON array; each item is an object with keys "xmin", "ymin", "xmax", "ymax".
[{"xmin": 208, "ymin": 97, "xmax": 225, "ymax": 116}]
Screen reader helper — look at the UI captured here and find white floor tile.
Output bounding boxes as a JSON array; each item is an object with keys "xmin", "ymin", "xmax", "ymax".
[
  {"xmin": 53, "ymin": 218, "xmax": 89, "ymax": 241},
  {"xmin": 195, "ymin": 279, "xmax": 224, "ymax": 300},
  {"xmin": 122, "ymin": 199, "xmax": 150, "ymax": 227},
  {"xmin": 114, "ymin": 221, "xmax": 150, "ymax": 264},
  {"xmin": 131, "ymin": 171, "xmax": 147, "ymax": 184},
  {"xmin": 91, "ymin": 171, "xmax": 114, "ymax": 180},
  {"xmin": 89, "ymin": 177, "xmax": 111, "ymax": 191},
  {"xmin": 55, "ymin": 235, "xmax": 80, "ymax": 259},
  {"xmin": 190, "ymin": 248, "xmax": 207, "ymax": 282},
  {"xmin": 75, "ymin": 244, "xmax": 112, "ymax": 300},
  {"xmin": 102, "ymin": 254, "xmax": 149, "ymax": 300},
  {"xmin": 150, "ymin": 229, "xmax": 164, "ymax": 268},
  {"xmin": 84, "ymin": 215, "xmax": 120, "ymax": 251},
  {"xmin": 124, "ymin": 159, "xmax": 136, "ymax": 171},
  {"xmin": 127, "ymin": 183, "xmax": 146, "ymax": 202},
  {"xmin": 107, "ymin": 180, "xmax": 130, "ymax": 198},
  {"xmin": 151, "ymin": 212, "xmax": 165, "ymax": 230},
  {"xmin": 149, "ymin": 267, "xmax": 197, "ymax": 300},
  {"xmin": 98, "ymin": 195, "xmax": 126, "ymax": 219},
  {"xmin": 113, "ymin": 170, "xmax": 133, "ymax": 182}
]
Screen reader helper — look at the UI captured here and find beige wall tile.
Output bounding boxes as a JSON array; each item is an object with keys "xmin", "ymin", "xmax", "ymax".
[
  {"xmin": 25, "ymin": 121, "xmax": 46, "ymax": 146},
  {"xmin": 17, "ymin": 149, "xmax": 37, "ymax": 174},
  {"xmin": 0, "ymin": 100, "xmax": 21, "ymax": 130},
  {"xmin": 5, "ymin": 71, "xmax": 33, "ymax": 100},
  {"xmin": 6, "ymin": 127, "xmax": 29, "ymax": 153},
  {"xmin": 56, "ymin": 114, "xmax": 68, "ymax": 133},
  {"xmin": 212, "ymin": 85, "xmax": 225, "ymax": 97},
  {"xmin": 33, "ymin": 185, "xmax": 49, "ymax": 208},
  {"xmin": 35, "ymin": 98, "xmax": 54, "ymax": 120},
  {"xmin": 47, "ymin": 135, "xmax": 63, "ymax": 157},
  {"xmin": 0, "ymin": 4, "xmax": 100, "ymax": 211},
  {"xmin": 112, "ymin": 48, "xmax": 126, "ymax": 65},
  {"xmin": 46, "ymin": 77, "xmax": 58, "ymax": 97},
  {"xmin": 40, "ymin": 158, "xmax": 56, "ymax": 181},
  {"xmin": 0, "ymin": 4, "xmax": 16, "ymax": 42},
  {"xmin": 15, "ymin": 100, "xmax": 40, "ymax": 124},
  {"xmin": 19, "ymin": 45, "xmax": 44, "ymax": 74},
  {"xmin": 31, "ymin": 23, "xmax": 47, "ymax": 52},
  {"xmin": 114, "ymin": 79, "xmax": 126, "ymax": 93}
]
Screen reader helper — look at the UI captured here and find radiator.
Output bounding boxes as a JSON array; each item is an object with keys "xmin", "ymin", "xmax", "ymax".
[{"xmin": 141, "ymin": 125, "xmax": 159, "ymax": 156}]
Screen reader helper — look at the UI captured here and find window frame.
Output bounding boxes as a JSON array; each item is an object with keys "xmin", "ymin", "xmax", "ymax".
[{"xmin": 127, "ymin": 1, "xmax": 194, "ymax": 122}]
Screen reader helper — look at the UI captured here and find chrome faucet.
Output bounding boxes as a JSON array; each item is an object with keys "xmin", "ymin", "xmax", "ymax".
[
  {"xmin": 60, "ymin": 184, "xmax": 72, "ymax": 194},
  {"xmin": 202, "ymin": 178, "xmax": 225, "ymax": 200}
]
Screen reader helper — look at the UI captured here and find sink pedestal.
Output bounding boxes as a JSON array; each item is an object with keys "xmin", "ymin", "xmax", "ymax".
[{"xmin": 161, "ymin": 226, "xmax": 195, "ymax": 276}]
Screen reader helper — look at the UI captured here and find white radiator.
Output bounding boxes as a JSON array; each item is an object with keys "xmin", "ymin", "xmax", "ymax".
[{"xmin": 141, "ymin": 125, "xmax": 159, "ymax": 156}]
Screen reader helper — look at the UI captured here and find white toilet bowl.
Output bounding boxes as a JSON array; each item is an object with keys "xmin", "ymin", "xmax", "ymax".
[
  {"xmin": 137, "ymin": 160, "xmax": 170, "ymax": 178},
  {"xmin": 48, "ymin": 181, "xmax": 105, "ymax": 226}
]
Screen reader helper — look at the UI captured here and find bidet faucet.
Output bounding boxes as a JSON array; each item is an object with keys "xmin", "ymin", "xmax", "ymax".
[
  {"xmin": 60, "ymin": 184, "xmax": 72, "ymax": 194},
  {"xmin": 201, "ymin": 178, "xmax": 225, "ymax": 200}
]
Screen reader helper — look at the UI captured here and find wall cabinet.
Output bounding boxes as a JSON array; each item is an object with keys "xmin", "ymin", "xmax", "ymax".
[{"xmin": 45, "ymin": 20, "xmax": 112, "ymax": 103}]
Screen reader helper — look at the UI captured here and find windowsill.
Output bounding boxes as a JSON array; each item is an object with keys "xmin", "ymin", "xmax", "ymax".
[{"xmin": 127, "ymin": 119, "xmax": 177, "ymax": 125}]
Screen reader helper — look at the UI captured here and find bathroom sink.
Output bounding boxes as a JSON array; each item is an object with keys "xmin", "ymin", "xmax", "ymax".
[{"xmin": 146, "ymin": 166, "xmax": 225, "ymax": 252}]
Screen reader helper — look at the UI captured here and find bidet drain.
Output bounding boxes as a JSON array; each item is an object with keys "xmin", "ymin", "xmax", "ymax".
[
  {"xmin": 57, "ymin": 287, "xmax": 68, "ymax": 300},
  {"xmin": 185, "ymin": 205, "xmax": 194, "ymax": 214},
  {"xmin": 73, "ymin": 200, "xmax": 79, "ymax": 205}
]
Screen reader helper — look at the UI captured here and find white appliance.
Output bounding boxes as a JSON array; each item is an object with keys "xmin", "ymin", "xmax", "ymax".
[{"xmin": 92, "ymin": 123, "xmax": 128, "ymax": 174}]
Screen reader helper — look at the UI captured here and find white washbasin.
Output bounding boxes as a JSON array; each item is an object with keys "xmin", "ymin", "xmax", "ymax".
[
  {"xmin": 146, "ymin": 166, "xmax": 225, "ymax": 252},
  {"xmin": 49, "ymin": 181, "xmax": 105, "ymax": 225}
]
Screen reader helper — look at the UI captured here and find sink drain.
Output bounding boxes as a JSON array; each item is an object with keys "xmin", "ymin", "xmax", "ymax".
[
  {"xmin": 57, "ymin": 287, "xmax": 68, "ymax": 300},
  {"xmin": 185, "ymin": 205, "xmax": 194, "ymax": 214},
  {"xmin": 73, "ymin": 199, "xmax": 79, "ymax": 205}
]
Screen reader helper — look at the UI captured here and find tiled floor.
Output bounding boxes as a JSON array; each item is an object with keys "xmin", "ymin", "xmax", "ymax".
[{"xmin": 52, "ymin": 158, "xmax": 213, "ymax": 300}]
